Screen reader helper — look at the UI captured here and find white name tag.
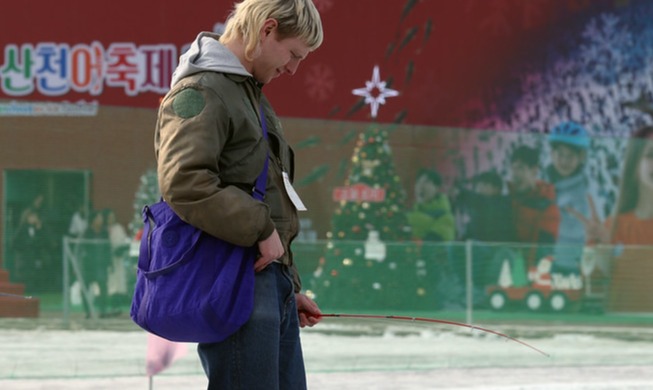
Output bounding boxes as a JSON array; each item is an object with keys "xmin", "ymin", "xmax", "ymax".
[{"xmin": 282, "ymin": 171, "xmax": 307, "ymax": 211}]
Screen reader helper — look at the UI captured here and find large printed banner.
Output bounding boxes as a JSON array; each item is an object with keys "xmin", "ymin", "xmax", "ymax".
[
  {"xmin": 0, "ymin": 42, "xmax": 177, "ymax": 116},
  {"xmin": 4, "ymin": 0, "xmax": 653, "ymax": 130},
  {"xmin": 1, "ymin": 42, "xmax": 176, "ymax": 97},
  {"xmin": 0, "ymin": 0, "xmax": 229, "ymax": 111}
]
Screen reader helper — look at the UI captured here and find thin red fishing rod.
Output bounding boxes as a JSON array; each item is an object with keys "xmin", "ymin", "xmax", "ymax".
[
  {"xmin": 0, "ymin": 292, "xmax": 33, "ymax": 299},
  {"xmin": 320, "ymin": 313, "xmax": 550, "ymax": 357}
]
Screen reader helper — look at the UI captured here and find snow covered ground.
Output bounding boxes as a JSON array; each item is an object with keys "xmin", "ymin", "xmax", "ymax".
[{"xmin": 1, "ymin": 315, "xmax": 653, "ymax": 389}]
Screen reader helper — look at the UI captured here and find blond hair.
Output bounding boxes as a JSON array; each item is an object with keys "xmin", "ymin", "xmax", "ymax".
[{"xmin": 221, "ymin": 0, "xmax": 323, "ymax": 61}]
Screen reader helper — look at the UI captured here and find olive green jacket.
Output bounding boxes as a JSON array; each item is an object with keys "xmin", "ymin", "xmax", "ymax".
[{"xmin": 154, "ymin": 33, "xmax": 301, "ymax": 291}]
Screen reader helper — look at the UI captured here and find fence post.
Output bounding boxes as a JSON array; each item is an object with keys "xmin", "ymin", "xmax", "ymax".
[
  {"xmin": 465, "ymin": 239, "xmax": 473, "ymax": 325},
  {"xmin": 62, "ymin": 236, "xmax": 70, "ymax": 327}
]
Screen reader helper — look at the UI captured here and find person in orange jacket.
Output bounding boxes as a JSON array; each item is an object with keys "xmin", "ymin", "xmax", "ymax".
[{"xmin": 508, "ymin": 145, "xmax": 561, "ymax": 268}]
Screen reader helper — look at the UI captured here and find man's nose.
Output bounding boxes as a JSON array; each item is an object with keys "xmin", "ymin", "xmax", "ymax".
[{"xmin": 285, "ymin": 59, "xmax": 300, "ymax": 75}]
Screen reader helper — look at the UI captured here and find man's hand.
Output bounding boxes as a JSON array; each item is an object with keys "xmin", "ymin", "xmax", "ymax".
[
  {"xmin": 255, "ymin": 229, "xmax": 284, "ymax": 272},
  {"xmin": 296, "ymin": 293, "xmax": 322, "ymax": 328},
  {"xmin": 567, "ymin": 195, "xmax": 610, "ymax": 244}
]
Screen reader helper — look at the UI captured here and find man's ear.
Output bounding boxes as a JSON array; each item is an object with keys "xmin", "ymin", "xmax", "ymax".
[{"xmin": 262, "ymin": 18, "xmax": 278, "ymax": 38}]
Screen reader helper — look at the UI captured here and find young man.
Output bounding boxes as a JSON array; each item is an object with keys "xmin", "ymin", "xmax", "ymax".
[
  {"xmin": 154, "ymin": 1, "xmax": 323, "ymax": 389},
  {"xmin": 456, "ymin": 170, "xmax": 516, "ymax": 294},
  {"xmin": 407, "ymin": 169, "xmax": 455, "ymax": 242},
  {"xmin": 508, "ymin": 145, "xmax": 561, "ymax": 267},
  {"xmin": 461, "ymin": 170, "xmax": 515, "ymax": 243},
  {"xmin": 406, "ymin": 168, "xmax": 458, "ymax": 308},
  {"xmin": 544, "ymin": 121, "xmax": 591, "ymax": 274}
]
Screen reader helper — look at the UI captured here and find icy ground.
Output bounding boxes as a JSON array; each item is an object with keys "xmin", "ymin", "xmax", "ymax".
[{"xmin": 1, "ymin": 315, "xmax": 653, "ymax": 389}]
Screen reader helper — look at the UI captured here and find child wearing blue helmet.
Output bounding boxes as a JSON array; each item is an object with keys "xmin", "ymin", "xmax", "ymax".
[{"xmin": 544, "ymin": 121, "xmax": 591, "ymax": 274}]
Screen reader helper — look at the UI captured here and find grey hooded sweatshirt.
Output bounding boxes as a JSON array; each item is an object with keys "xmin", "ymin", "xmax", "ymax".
[{"xmin": 171, "ymin": 32, "xmax": 251, "ymax": 87}]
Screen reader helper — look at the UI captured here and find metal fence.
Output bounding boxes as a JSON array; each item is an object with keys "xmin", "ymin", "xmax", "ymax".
[
  {"xmin": 62, "ymin": 236, "xmax": 133, "ymax": 322},
  {"xmin": 297, "ymin": 239, "xmax": 653, "ymax": 319},
  {"xmin": 57, "ymin": 236, "xmax": 652, "ymax": 323}
]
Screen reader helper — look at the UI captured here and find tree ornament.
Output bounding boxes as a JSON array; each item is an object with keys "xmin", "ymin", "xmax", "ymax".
[
  {"xmin": 499, "ymin": 259, "xmax": 513, "ymax": 288},
  {"xmin": 364, "ymin": 230, "xmax": 386, "ymax": 262},
  {"xmin": 361, "ymin": 159, "xmax": 380, "ymax": 176}
]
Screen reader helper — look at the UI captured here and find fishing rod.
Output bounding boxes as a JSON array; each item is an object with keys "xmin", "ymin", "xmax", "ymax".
[
  {"xmin": 0, "ymin": 292, "xmax": 34, "ymax": 299},
  {"xmin": 319, "ymin": 313, "xmax": 550, "ymax": 357}
]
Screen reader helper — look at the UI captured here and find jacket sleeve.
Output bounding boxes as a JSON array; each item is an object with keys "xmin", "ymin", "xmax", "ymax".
[
  {"xmin": 430, "ymin": 196, "xmax": 456, "ymax": 241},
  {"xmin": 155, "ymin": 83, "xmax": 275, "ymax": 246},
  {"xmin": 540, "ymin": 195, "xmax": 561, "ymax": 243},
  {"xmin": 538, "ymin": 205, "xmax": 560, "ymax": 244}
]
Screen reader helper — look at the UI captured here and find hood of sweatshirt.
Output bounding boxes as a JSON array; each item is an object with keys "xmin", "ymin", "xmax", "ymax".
[{"xmin": 171, "ymin": 32, "xmax": 251, "ymax": 87}]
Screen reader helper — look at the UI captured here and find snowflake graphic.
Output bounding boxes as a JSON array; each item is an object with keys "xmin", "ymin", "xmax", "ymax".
[
  {"xmin": 461, "ymin": 8, "xmax": 653, "ymax": 219},
  {"xmin": 304, "ymin": 63, "xmax": 335, "ymax": 102},
  {"xmin": 352, "ymin": 66, "xmax": 399, "ymax": 118},
  {"xmin": 545, "ymin": 58, "xmax": 583, "ymax": 95},
  {"xmin": 580, "ymin": 13, "xmax": 632, "ymax": 86}
]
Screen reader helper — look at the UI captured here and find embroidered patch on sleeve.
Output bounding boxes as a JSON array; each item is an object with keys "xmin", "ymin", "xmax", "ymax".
[{"xmin": 172, "ymin": 88, "xmax": 205, "ymax": 118}]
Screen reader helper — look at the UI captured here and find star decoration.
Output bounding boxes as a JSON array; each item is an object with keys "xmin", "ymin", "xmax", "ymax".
[{"xmin": 352, "ymin": 65, "xmax": 399, "ymax": 118}]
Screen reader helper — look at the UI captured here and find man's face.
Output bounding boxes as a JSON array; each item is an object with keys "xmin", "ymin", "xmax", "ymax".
[
  {"xmin": 414, "ymin": 175, "xmax": 439, "ymax": 203},
  {"xmin": 551, "ymin": 144, "xmax": 584, "ymax": 177},
  {"xmin": 253, "ymin": 25, "xmax": 310, "ymax": 84},
  {"xmin": 511, "ymin": 160, "xmax": 538, "ymax": 192}
]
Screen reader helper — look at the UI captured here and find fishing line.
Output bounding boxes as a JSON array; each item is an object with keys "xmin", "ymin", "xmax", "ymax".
[
  {"xmin": 0, "ymin": 292, "xmax": 33, "ymax": 299},
  {"xmin": 319, "ymin": 313, "xmax": 550, "ymax": 357}
]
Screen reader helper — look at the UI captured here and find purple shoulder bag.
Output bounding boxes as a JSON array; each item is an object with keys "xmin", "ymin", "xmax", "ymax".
[{"xmin": 130, "ymin": 110, "xmax": 269, "ymax": 343}]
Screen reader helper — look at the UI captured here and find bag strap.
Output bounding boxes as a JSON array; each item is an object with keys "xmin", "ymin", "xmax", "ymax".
[
  {"xmin": 153, "ymin": 105, "xmax": 269, "ymax": 206},
  {"xmin": 252, "ymin": 104, "xmax": 269, "ymax": 201},
  {"xmin": 139, "ymin": 105, "xmax": 271, "ymax": 263}
]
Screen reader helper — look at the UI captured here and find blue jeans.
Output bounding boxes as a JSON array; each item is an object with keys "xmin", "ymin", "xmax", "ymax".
[{"xmin": 198, "ymin": 263, "xmax": 306, "ymax": 390}]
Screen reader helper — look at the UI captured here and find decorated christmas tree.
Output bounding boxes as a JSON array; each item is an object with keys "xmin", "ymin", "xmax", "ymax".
[{"xmin": 310, "ymin": 126, "xmax": 424, "ymax": 311}]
